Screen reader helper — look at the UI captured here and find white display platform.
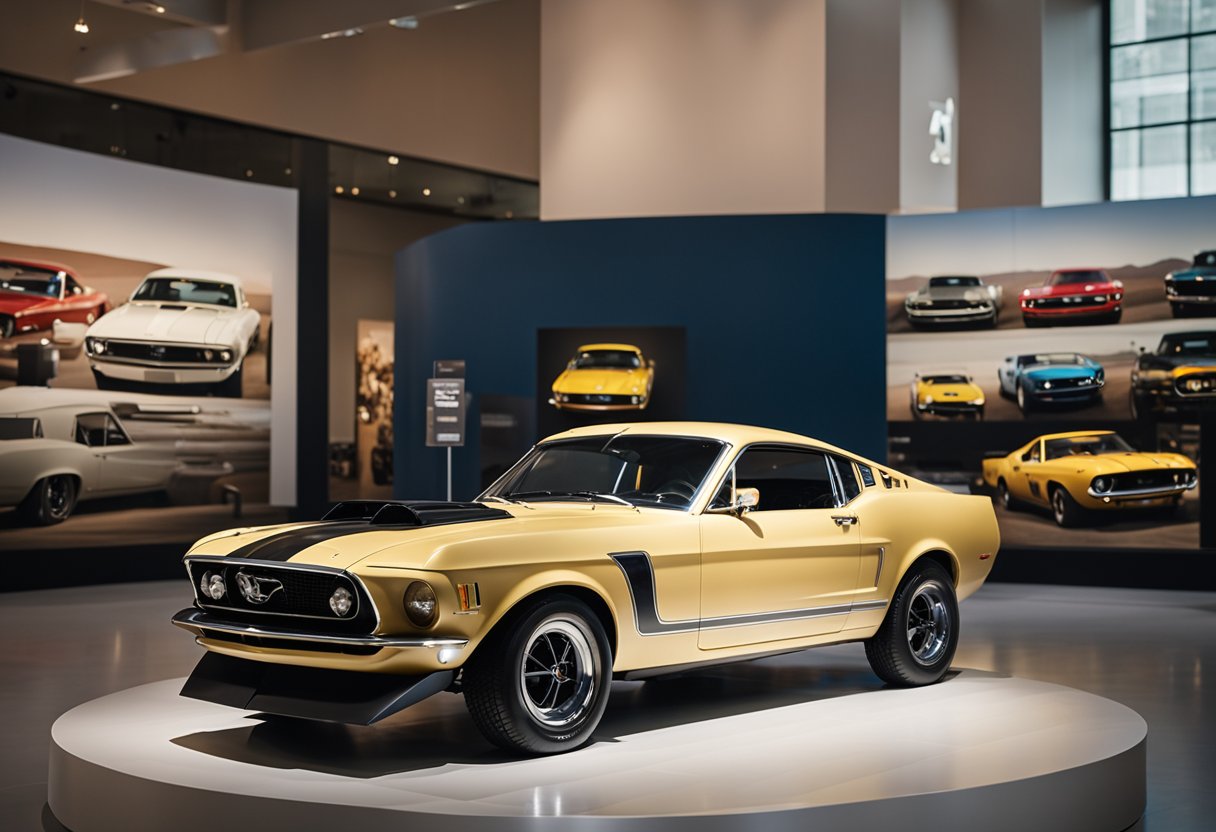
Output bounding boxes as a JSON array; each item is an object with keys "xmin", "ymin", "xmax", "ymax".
[{"xmin": 48, "ymin": 669, "xmax": 1146, "ymax": 832}]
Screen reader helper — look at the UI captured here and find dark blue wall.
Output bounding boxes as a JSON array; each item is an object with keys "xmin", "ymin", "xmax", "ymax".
[{"xmin": 394, "ymin": 214, "xmax": 887, "ymax": 500}]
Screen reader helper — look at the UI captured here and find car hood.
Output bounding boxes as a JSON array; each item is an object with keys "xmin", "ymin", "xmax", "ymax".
[
  {"xmin": 553, "ymin": 367, "xmax": 651, "ymax": 395},
  {"xmin": 87, "ymin": 302, "xmax": 244, "ymax": 345},
  {"xmin": 1024, "ymin": 365, "xmax": 1097, "ymax": 380},
  {"xmin": 909, "ymin": 285, "xmax": 988, "ymax": 302},
  {"xmin": 0, "ymin": 292, "xmax": 54, "ymax": 316},
  {"xmin": 919, "ymin": 382, "xmax": 982, "ymax": 401},
  {"xmin": 1024, "ymin": 281, "xmax": 1117, "ymax": 299},
  {"xmin": 1042, "ymin": 452, "xmax": 1194, "ymax": 476},
  {"xmin": 1168, "ymin": 267, "xmax": 1216, "ymax": 281},
  {"xmin": 187, "ymin": 503, "xmax": 686, "ymax": 572},
  {"xmin": 1142, "ymin": 355, "xmax": 1216, "ymax": 370}
]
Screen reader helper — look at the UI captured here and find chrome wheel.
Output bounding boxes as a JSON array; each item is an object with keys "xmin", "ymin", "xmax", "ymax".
[
  {"xmin": 46, "ymin": 476, "xmax": 72, "ymax": 520},
  {"xmin": 1052, "ymin": 489, "xmax": 1067, "ymax": 524},
  {"xmin": 907, "ymin": 581, "xmax": 951, "ymax": 667},
  {"xmin": 519, "ymin": 617, "xmax": 598, "ymax": 728}
]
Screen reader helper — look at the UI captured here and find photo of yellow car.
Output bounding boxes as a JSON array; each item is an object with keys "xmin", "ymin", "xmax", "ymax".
[
  {"xmin": 981, "ymin": 430, "xmax": 1197, "ymax": 527},
  {"xmin": 550, "ymin": 343, "xmax": 654, "ymax": 410},
  {"xmin": 910, "ymin": 372, "xmax": 985, "ymax": 419},
  {"xmin": 172, "ymin": 422, "xmax": 999, "ymax": 755}
]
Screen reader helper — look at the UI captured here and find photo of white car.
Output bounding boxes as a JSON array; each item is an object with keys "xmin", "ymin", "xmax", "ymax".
[
  {"xmin": 0, "ymin": 391, "xmax": 183, "ymax": 525},
  {"xmin": 84, "ymin": 269, "xmax": 261, "ymax": 397}
]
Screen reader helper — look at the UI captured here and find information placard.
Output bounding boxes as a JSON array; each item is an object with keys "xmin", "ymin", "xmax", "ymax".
[{"xmin": 426, "ymin": 378, "xmax": 466, "ymax": 447}]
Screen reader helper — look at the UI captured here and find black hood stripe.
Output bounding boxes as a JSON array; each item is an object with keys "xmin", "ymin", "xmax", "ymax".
[{"xmin": 226, "ymin": 522, "xmax": 377, "ymax": 562}]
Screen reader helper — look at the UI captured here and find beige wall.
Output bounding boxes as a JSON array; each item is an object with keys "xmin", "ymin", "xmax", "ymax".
[
  {"xmin": 0, "ymin": 0, "xmax": 540, "ymax": 179},
  {"xmin": 540, "ymin": 0, "xmax": 827, "ymax": 220},
  {"xmin": 329, "ymin": 199, "xmax": 463, "ymax": 444}
]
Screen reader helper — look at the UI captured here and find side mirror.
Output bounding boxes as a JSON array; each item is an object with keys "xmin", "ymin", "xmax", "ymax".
[{"xmin": 735, "ymin": 487, "xmax": 759, "ymax": 513}]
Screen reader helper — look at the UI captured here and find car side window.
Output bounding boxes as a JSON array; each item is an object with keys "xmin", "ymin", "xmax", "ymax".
[
  {"xmin": 74, "ymin": 413, "xmax": 129, "ymax": 447},
  {"xmin": 734, "ymin": 446, "xmax": 836, "ymax": 511},
  {"xmin": 831, "ymin": 455, "xmax": 861, "ymax": 503},
  {"xmin": 66, "ymin": 275, "xmax": 83, "ymax": 295},
  {"xmin": 1022, "ymin": 444, "xmax": 1040, "ymax": 463}
]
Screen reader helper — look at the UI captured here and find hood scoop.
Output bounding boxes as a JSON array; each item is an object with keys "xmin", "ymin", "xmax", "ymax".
[
  {"xmin": 324, "ymin": 500, "xmax": 512, "ymax": 526},
  {"xmin": 159, "ymin": 304, "xmax": 189, "ymax": 311}
]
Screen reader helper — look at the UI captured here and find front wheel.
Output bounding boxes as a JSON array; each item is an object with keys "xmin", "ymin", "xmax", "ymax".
[
  {"xmin": 463, "ymin": 595, "xmax": 612, "ymax": 755},
  {"xmin": 1016, "ymin": 383, "xmax": 1033, "ymax": 414},
  {"xmin": 1051, "ymin": 485, "xmax": 1085, "ymax": 528},
  {"xmin": 215, "ymin": 365, "xmax": 243, "ymax": 398},
  {"xmin": 865, "ymin": 560, "xmax": 959, "ymax": 687}
]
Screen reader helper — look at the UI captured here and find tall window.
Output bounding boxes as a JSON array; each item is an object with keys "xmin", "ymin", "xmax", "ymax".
[{"xmin": 1110, "ymin": 0, "xmax": 1216, "ymax": 199}]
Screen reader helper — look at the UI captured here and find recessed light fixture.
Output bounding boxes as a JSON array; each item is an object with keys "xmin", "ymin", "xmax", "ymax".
[
  {"xmin": 335, "ymin": 185, "xmax": 345, "ymax": 194},
  {"xmin": 389, "ymin": 190, "xmax": 397, "ymax": 199},
  {"xmin": 155, "ymin": 4, "xmax": 166, "ymax": 12},
  {"xmin": 321, "ymin": 27, "xmax": 363, "ymax": 40},
  {"xmin": 244, "ymin": 169, "xmax": 253, "ymax": 178},
  {"xmin": 422, "ymin": 187, "xmax": 432, "ymax": 197},
  {"xmin": 387, "ymin": 155, "xmax": 399, "ymax": 166},
  {"xmin": 389, "ymin": 16, "xmax": 419, "ymax": 29},
  {"xmin": 351, "ymin": 186, "xmax": 360, "ymax": 196}
]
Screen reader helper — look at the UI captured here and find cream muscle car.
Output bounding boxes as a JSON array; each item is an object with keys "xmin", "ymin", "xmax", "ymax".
[
  {"xmin": 0, "ymin": 389, "xmax": 181, "ymax": 525},
  {"xmin": 173, "ymin": 422, "xmax": 999, "ymax": 755},
  {"xmin": 981, "ymin": 430, "xmax": 1197, "ymax": 527},
  {"xmin": 84, "ymin": 269, "xmax": 260, "ymax": 397}
]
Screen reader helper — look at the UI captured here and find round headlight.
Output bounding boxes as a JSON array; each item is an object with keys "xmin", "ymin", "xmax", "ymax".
[
  {"xmin": 631, "ymin": 396, "xmax": 639, "ymax": 404},
  {"xmin": 1042, "ymin": 381, "xmax": 1053, "ymax": 390},
  {"xmin": 89, "ymin": 338, "xmax": 105, "ymax": 354},
  {"xmin": 404, "ymin": 581, "xmax": 437, "ymax": 627},
  {"xmin": 219, "ymin": 349, "xmax": 233, "ymax": 362},
  {"xmin": 1093, "ymin": 477, "xmax": 1113, "ymax": 494},
  {"xmin": 199, "ymin": 571, "xmax": 225, "ymax": 600},
  {"xmin": 329, "ymin": 586, "xmax": 354, "ymax": 617},
  {"xmin": 203, "ymin": 349, "xmax": 214, "ymax": 361}
]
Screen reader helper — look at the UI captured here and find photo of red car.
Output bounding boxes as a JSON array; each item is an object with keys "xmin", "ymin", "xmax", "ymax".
[
  {"xmin": 0, "ymin": 259, "xmax": 110, "ymax": 339},
  {"xmin": 1020, "ymin": 268, "xmax": 1123, "ymax": 328}
]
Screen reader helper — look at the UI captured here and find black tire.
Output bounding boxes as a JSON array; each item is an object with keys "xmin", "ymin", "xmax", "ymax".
[
  {"xmin": 865, "ymin": 560, "xmax": 959, "ymax": 687},
  {"xmin": 996, "ymin": 478, "xmax": 1018, "ymax": 511},
  {"xmin": 1130, "ymin": 390, "xmax": 1149, "ymax": 421},
  {"xmin": 1016, "ymin": 383, "xmax": 1033, "ymax": 414},
  {"xmin": 18, "ymin": 475, "xmax": 78, "ymax": 525},
  {"xmin": 463, "ymin": 595, "xmax": 612, "ymax": 755},
  {"xmin": 1171, "ymin": 303, "xmax": 1186, "ymax": 318},
  {"xmin": 1023, "ymin": 316, "xmax": 1040, "ymax": 329},
  {"xmin": 1107, "ymin": 310, "xmax": 1123, "ymax": 325},
  {"xmin": 1050, "ymin": 485, "xmax": 1085, "ymax": 528},
  {"xmin": 0, "ymin": 315, "xmax": 14, "ymax": 339},
  {"xmin": 215, "ymin": 365, "xmax": 243, "ymax": 398}
]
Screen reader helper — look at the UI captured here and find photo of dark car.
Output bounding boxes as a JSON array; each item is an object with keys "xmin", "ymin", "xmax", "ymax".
[
  {"xmin": 904, "ymin": 275, "xmax": 1002, "ymax": 328},
  {"xmin": 1130, "ymin": 331, "xmax": 1216, "ymax": 418},
  {"xmin": 1165, "ymin": 250, "xmax": 1216, "ymax": 318}
]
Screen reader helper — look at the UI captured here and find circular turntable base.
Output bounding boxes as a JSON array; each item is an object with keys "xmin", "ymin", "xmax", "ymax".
[{"xmin": 48, "ymin": 668, "xmax": 1145, "ymax": 832}]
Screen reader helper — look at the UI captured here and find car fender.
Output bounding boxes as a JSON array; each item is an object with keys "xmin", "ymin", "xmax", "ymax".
[{"xmin": 0, "ymin": 441, "xmax": 87, "ymax": 505}]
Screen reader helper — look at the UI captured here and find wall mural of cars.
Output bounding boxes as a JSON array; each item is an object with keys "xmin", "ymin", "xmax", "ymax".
[
  {"xmin": 888, "ymin": 200, "xmax": 1213, "ymax": 550},
  {"xmin": 0, "ymin": 258, "xmax": 110, "ymax": 339},
  {"xmin": 84, "ymin": 269, "xmax": 261, "ymax": 398}
]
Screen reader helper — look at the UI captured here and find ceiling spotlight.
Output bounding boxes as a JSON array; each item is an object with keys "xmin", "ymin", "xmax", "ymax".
[
  {"xmin": 74, "ymin": 17, "xmax": 89, "ymax": 33},
  {"xmin": 351, "ymin": 186, "xmax": 360, "ymax": 196},
  {"xmin": 155, "ymin": 4, "xmax": 166, "ymax": 12},
  {"xmin": 389, "ymin": 16, "xmax": 419, "ymax": 29},
  {"xmin": 321, "ymin": 27, "xmax": 362, "ymax": 40},
  {"xmin": 335, "ymin": 185, "xmax": 345, "ymax": 194},
  {"xmin": 388, "ymin": 190, "xmax": 397, "ymax": 199},
  {"xmin": 387, "ymin": 155, "xmax": 399, "ymax": 166},
  {"xmin": 422, "ymin": 187, "xmax": 432, "ymax": 197}
]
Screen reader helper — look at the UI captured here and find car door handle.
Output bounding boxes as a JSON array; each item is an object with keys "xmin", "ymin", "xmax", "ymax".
[{"xmin": 832, "ymin": 515, "xmax": 857, "ymax": 527}]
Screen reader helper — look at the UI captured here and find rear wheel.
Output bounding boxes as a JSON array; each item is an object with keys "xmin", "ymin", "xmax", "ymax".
[
  {"xmin": 865, "ymin": 560, "xmax": 959, "ymax": 687},
  {"xmin": 464, "ymin": 595, "xmax": 612, "ymax": 755},
  {"xmin": 18, "ymin": 475, "xmax": 78, "ymax": 525},
  {"xmin": 996, "ymin": 478, "xmax": 1018, "ymax": 511}
]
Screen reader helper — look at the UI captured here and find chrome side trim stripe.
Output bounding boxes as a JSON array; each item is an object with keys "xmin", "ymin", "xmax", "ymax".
[
  {"xmin": 172, "ymin": 608, "xmax": 467, "ymax": 649},
  {"xmin": 609, "ymin": 551, "xmax": 888, "ymax": 637}
]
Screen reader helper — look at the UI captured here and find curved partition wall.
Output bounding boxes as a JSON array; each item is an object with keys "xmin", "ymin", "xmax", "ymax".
[{"xmin": 393, "ymin": 214, "xmax": 887, "ymax": 500}]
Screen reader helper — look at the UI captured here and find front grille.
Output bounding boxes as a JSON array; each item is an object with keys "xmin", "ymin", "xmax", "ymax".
[
  {"xmin": 1029, "ymin": 295, "xmax": 1108, "ymax": 309},
  {"xmin": 919, "ymin": 299, "xmax": 985, "ymax": 310},
  {"xmin": 187, "ymin": 560, "xmax": 376, "ymax": 634},
  {"xmin": 103, "ymin": 340, "xmax": 230, "ymax": 365},
  {"xmin": 1169, "ymin": 281, "xmax": 1215, "ymax": 298},
  {"xmin": 564, "ymin": 393, "xmax": 634, "ymax": 406},
  {"xmin": 1174, "ymin": 371, "xmax": 1216, "ymax": 397},
  {"xmin": 1035, "ymin": 376, "xmax": 1098, "ymax": 390},
  {"xmin": 1111, "ymin": 470, "xmax": 1188, "ymax": 492}
]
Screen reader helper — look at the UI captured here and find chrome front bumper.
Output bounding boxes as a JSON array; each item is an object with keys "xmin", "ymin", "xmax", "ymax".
[{"xmin": 172, "ymin": 608, "xmax": 468, "ymax": 650}]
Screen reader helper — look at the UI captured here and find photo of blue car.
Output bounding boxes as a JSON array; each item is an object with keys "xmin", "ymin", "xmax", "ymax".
[{"xmin": 998, "ymin": 353, "xmax": 1105, "ymax": 415}]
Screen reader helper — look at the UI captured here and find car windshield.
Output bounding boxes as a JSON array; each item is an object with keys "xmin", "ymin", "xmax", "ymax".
[
  {"xmin": 929, "ymin": 276, "xmax": 979, "ymax": 287},
  {"xmin": 1043, "ymin": 434, "xmax": 1133, "ymax": 460},
  {"xmin": 1195, "ymin": 251, "xmax": 1216, "ymax": 267},
  {"xmin": 1157, "ymin": 334, "xmax": 1216, "ymax": 356},
  {"xmin": 924, "ymin": 375, "xmax": 969, "ymax": 384},
  {"xmin": 572, "ymin": 350, "xmax": 641, "ymax": 370},
  {"xmin": 483, "ymin": 434, "xmax": 725, "ymax": 510},
  {"xmin": 0, "ymin": 263, "xmax": 61, "ymax": 296},
  {"xmin": 1024, "ymin": 353, "xmax": 1085, "ymax": 366},
  {"xmin": 1049, "ymin": 270, "xmax": 1106, "ymax": 285},
  {"xmin": 132, "ymin": 277, "xmax": 237, "ymax": 308}
]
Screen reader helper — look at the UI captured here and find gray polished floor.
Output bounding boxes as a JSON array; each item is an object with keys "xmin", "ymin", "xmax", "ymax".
[{"xmin": 2, "ymin": 581, "xmax": 1213, "ymax": 831}]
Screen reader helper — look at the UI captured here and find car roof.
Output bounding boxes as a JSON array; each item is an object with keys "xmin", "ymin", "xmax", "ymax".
[
  {"xmin": 575, "ymin": 343, "xmax": 641, "ymax": 353},
  {"xmin": 1, "ymin": 257, "xmax": 78, "ymax": 277},
  {"xmin": 144, "ymin": 268, "xmax": 243, "ymax": 286},
  {"xmin": 0, "ymin": 387, "xmax": 119, "ymax": 415},
  {"xmin": 1029, "ymin": 430, "xmax": 1115, "ymax": 443},
  {"xmin": 540, "ymin": 421, "xmax": 868, "ymax": 459}
]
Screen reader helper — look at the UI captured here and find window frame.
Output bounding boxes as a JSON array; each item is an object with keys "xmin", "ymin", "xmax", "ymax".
[{"xmin": 704, "ymin": 442, "xmax": 865, "ymax": 513}]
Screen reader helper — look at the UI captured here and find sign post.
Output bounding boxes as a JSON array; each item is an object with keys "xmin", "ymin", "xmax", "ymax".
[{"xmin": 426, "ymin": 360, "xmax": 466, "ymax": 501}]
